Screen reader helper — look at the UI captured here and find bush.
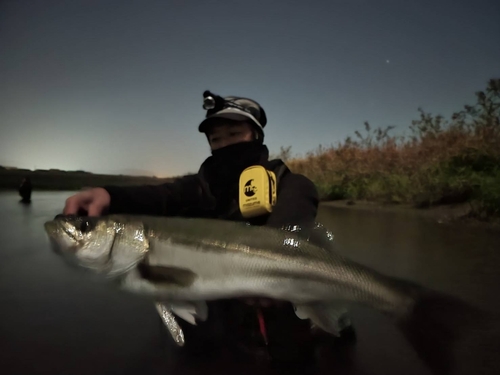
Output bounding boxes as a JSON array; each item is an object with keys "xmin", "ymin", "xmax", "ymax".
[{"xmin": 282, "ymin": 78, "xmax": 500, "ymax": 218}]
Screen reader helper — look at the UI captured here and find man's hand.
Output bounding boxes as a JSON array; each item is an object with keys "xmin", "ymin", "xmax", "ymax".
[{"xmin": 63, "ymin": 187, "xmax": 111, "ymax": 216}]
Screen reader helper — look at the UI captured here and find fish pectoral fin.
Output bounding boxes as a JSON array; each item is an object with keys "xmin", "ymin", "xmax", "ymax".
[
  {"xmin": 294, "ymin": 303, "xmax": 351, "ymax": 337},
  {"xmin": 172, "ymin": 305, "xmax": 197, "ymax": 325},
  {"xmin": 193, "ymin": 301, "xmax": 208, "ymax": 322},
  {"xmin": 294, "ymin": 304, "xmax": 311, "ymax": 320},
  {"xmin": 168, "ymin": 301, "xmax": 209, "ymax": 325},
  {"xmin": 155, "ymin": 302, "xmax": 185, "ymax": 347},
  {"xmin": 137, "ymin": 263, "xmax": 197, "ymax": 287}
]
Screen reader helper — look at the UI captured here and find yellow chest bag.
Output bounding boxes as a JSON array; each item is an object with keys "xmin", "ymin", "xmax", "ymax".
[{"xmin": 238, "ymin": 165, "xmax": 278, "ymax": 219}]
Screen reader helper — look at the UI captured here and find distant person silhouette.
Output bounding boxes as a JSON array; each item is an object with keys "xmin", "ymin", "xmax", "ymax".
[{"xmin": 19, "ymin": 177, "xmax": 32, "ymax": 203}]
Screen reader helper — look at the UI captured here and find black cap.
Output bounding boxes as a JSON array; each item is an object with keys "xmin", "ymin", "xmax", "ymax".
[{"xmin": 198, "ymin": 91, "xmax": 267, "ymax": 135}]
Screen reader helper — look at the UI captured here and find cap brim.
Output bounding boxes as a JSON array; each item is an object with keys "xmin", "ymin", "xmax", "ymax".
[{"xmin": 198, "ymin": 108, "xmax": 263, "ymax": 133}]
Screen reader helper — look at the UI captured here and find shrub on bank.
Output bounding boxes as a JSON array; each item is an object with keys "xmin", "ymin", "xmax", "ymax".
[{"xmin": 283, "ymin": 79, "xmax": 500, "ymax": 218}]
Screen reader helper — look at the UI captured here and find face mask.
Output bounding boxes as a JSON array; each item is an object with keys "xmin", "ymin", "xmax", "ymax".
[
  {"xmin": 210, "ymin": 141, "xmax": 265, "ymax": 166},
  {"xmin": 203, "ymin": 141, "xmax": 266, "ymax": 186}
]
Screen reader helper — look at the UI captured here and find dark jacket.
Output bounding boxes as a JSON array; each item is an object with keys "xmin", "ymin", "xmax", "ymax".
[
  {"xmin": 103, "ymin": 142, "xmax": 319, "ymax": 353},
  {"xmin": 104, "ymin": 144, "xmax": 319, "ymax": 230}
]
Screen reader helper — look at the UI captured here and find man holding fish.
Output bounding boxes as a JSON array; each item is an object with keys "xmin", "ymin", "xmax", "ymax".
[
  {"xmin": 61, "ymin": 91, "xmax": 352, "ymax": 364},
  {"xmin": 49, "ymin": 91, "xmax": 496, "ymax": 375}
]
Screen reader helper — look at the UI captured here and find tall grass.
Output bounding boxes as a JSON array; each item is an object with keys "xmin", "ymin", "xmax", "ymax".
[{"xmin": 282, "ymin": 79, "xmax": 500, "ymax": 219}]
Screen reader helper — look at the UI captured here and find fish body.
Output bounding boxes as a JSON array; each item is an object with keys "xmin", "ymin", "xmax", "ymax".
[
  {"xmin": 45, "ymin": 215, "xmax": 410, "ymax": 309},
  {"xmin": 123, "ymin": 218, "xmax": 413, "ymax": 318},
  {"xmin": 44, "ymin": 214, "xmax": 489, "ymax": 374}
]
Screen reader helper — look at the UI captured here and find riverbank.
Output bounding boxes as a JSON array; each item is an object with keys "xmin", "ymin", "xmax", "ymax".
[{"xmin": 0, "ymin": 167, "xmax": 178, "ymax": 191}]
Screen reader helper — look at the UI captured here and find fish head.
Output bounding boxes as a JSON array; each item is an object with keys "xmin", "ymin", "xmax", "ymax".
[
  {"xmin": 45, "ymin": 214, "xmax": 149, "ymax": 277},
  {"xmin": 44, "ymin": 215, "xmax": 117, "ymax": 273}
]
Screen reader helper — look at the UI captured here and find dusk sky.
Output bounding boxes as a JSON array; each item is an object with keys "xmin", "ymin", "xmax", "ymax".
[{"xmin": 1, "ymin": 0, "xmax": 499, "ymax": 177}]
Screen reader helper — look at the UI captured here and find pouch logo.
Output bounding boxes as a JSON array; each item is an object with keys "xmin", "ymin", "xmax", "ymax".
[{"xmin": 244, "ymin": 179, "xmax": 257, "ymax": 197}]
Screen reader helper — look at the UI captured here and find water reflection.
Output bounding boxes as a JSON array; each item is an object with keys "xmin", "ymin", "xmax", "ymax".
[{"xmin": 317, "ymin": 204, "xmax": 500, "ymax": 312}]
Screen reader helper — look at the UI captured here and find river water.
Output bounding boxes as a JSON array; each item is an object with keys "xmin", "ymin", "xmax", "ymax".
[{"xmin": 0, "ymin": 191, "xmax": 499, "ymax": 375}]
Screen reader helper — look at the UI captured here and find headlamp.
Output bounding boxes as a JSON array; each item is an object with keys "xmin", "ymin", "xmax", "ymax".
[{"xmin": 203, "ymin": 90, "xmax": 216, "ymax": 110}]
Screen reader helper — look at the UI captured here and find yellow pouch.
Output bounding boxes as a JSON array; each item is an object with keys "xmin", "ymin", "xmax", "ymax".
[{"xmin": 239, "ymin": 165, "xmax": 277, "ymax": 219}]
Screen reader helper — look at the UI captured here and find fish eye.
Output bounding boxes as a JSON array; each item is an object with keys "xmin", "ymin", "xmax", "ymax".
[
  {"xmin": 79, "ymin": 219, "xmax": 96, "ymax": 233},
  {"xmin": 79, "ymin": 221, "xmax": 90, "ymax": 233}
]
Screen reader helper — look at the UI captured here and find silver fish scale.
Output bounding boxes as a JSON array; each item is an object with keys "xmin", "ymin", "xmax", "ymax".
[
  {"xmin": 102, "ymin": 215, "xmax": 414, "ymax": 315},
  {"xmin": 137, "ymin": 215, "xmax": 412, "ymax": 312}
]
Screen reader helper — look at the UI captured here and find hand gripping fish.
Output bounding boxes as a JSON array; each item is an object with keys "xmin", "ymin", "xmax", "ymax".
[{"xmin": 44, "ymin": 214, "xmax": 496, "ymax": 374}]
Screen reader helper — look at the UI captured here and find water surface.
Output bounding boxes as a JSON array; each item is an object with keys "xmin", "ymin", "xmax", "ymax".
[{"xmin": 0, "ymin": 191, "xmax": 498, "ymax": 375}]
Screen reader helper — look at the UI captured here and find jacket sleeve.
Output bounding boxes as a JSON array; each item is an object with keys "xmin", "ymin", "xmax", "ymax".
[
  {"xmin": 265, "ymin": 172, "xmax": 319, "ymax": 229},
  {"xmin": 103, "ymin": 174, "xmax": 205, "ymax": 216}
]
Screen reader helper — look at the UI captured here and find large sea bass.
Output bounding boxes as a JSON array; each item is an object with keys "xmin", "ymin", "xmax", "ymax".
[{"xmin": 44, "ymin": 214, "xmax": 491, "ymax": 374}]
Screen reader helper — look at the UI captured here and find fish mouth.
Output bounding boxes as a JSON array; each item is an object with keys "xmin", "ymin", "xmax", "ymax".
[
  {"xmin": 43, "ymin": 220, "xmax": 57, "ymax": 237},
  {"xmin": 45, "ymin": 220, "xmax": 75, "ymax": 240},
  {"xmin": 44, "ymin": 219, "xmax": 80, "ymax": 255}
]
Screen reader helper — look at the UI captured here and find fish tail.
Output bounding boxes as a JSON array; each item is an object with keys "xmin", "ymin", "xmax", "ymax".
[{"xmin": 396, "ymin": 284, "xmax": 500, "ymax": 375}]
